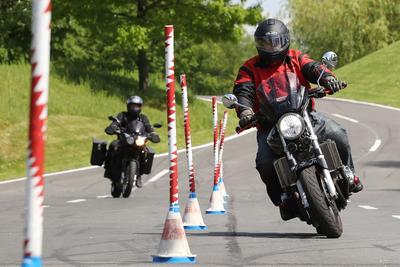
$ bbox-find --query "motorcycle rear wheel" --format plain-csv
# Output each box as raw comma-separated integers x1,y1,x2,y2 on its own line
299,166,343,238
122,161,137,198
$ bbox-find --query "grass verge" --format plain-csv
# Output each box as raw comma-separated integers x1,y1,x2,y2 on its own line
0,64,237,180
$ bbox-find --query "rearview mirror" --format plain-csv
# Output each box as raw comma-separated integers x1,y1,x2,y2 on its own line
108,115,116,121
153,123,162,128
222,94,238,109
322,51,338,70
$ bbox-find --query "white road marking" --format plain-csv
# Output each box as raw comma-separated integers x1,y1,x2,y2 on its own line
96,195,111,199
325,97,400,113
66,199,86,204
1,122,255,185
332,113,359,123
146,169,169,184
6,96,396,185
43,205,50,208
392,215,400,220
369,139,382,152
358,205,378,210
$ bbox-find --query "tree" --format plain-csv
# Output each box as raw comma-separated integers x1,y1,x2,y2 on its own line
0,0,31,62
52,0,262,91
287,0,400,65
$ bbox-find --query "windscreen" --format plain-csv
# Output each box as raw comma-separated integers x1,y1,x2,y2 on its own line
127,120,146,135
256,72,306,122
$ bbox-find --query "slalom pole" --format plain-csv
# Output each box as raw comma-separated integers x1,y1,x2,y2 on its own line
22,1,52,266
206,97,225,214
180,74,207,230
218,111,229,199
152,25,196,264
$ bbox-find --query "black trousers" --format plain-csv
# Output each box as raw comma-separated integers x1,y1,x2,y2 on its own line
255,111,355,206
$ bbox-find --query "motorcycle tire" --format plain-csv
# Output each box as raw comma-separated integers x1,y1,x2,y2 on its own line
111,182,122,198
299,166,343,238
122,161,137,198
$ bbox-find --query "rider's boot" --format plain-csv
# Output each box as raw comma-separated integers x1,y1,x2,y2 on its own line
279,192,297,221
136,175,143,188
343,166,363,193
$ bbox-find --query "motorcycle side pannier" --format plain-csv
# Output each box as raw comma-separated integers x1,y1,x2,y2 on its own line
140,147,155,175
90,139,108,166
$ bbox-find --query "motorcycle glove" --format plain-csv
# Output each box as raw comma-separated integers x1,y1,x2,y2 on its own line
149,132,160,143
239,109,255,128
321,75,343,94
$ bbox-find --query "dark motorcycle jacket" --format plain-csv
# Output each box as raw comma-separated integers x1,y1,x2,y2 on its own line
233,49,333,131
105,112,158,142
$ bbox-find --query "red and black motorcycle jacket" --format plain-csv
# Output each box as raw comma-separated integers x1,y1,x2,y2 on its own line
233,49,333,131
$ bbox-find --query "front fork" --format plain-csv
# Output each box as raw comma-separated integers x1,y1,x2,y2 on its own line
279,112,338,201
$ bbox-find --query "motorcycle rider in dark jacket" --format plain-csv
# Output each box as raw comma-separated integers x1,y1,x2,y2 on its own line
104,96,160,188
233,18,363,220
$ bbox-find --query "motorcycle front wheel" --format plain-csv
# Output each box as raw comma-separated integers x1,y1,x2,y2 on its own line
111,181,122,198
299,165,343,238
122,161,137,198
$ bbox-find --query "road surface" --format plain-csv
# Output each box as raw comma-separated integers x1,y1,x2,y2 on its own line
1,99,400,266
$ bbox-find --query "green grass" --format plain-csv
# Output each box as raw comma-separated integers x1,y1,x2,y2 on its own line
334,41,400,107
0,64,237,180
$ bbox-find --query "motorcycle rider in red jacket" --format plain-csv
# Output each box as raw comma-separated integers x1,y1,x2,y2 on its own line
233,18,363,220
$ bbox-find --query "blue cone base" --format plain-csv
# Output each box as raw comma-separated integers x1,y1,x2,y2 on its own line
152,255,196,263
188,192,197,199
206,210,225,214
22,256,42,267
184,225,208,230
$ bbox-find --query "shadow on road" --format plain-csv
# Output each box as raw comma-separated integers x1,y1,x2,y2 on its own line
187,232,323,239
367,160,400,168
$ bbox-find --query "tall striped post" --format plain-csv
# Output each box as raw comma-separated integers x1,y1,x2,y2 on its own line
206,96,225,214
22,1,52,267
180,74,207,230
218,111,229,199
153,26,196,264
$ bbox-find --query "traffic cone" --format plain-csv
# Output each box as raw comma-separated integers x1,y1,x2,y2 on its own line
183,192,208,230
219,165,229,200
206,185,226,214
219,178,229,200
152,205,196,263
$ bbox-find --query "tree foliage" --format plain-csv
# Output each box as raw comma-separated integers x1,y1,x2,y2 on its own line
51,0,262,91
288,0,400,65
0,0,262,94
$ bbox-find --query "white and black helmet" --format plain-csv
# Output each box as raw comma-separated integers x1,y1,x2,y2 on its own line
126,96,143,117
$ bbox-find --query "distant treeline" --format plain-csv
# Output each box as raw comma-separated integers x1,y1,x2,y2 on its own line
1,0,398,94
288,0,400,65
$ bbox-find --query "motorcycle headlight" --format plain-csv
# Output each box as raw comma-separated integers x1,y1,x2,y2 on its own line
135,136,146,147
277,113,305,140
126,136,135,145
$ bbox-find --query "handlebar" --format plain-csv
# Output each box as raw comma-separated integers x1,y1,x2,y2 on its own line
308,81,347,98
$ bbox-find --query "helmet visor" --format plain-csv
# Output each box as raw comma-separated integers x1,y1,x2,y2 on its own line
255,32,289,53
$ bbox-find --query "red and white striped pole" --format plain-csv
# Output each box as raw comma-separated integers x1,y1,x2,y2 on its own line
218,111,229,198
206,96,225,214
181,75,195,194
22,1,52,266
153,26,196,264
180,74,207,230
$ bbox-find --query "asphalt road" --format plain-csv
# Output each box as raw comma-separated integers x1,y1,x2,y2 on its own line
1,98,400,266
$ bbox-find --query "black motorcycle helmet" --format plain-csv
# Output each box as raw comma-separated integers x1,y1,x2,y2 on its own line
126,95,143,117
254,18,290,65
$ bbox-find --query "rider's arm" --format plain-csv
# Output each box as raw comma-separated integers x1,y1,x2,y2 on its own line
140,114,154,133
140,114,160,143
104,112,125,135
298,52,334,84
232,63,256,116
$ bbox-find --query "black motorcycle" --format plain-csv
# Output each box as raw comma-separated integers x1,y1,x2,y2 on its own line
91,116,161,198
223,52,352,238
